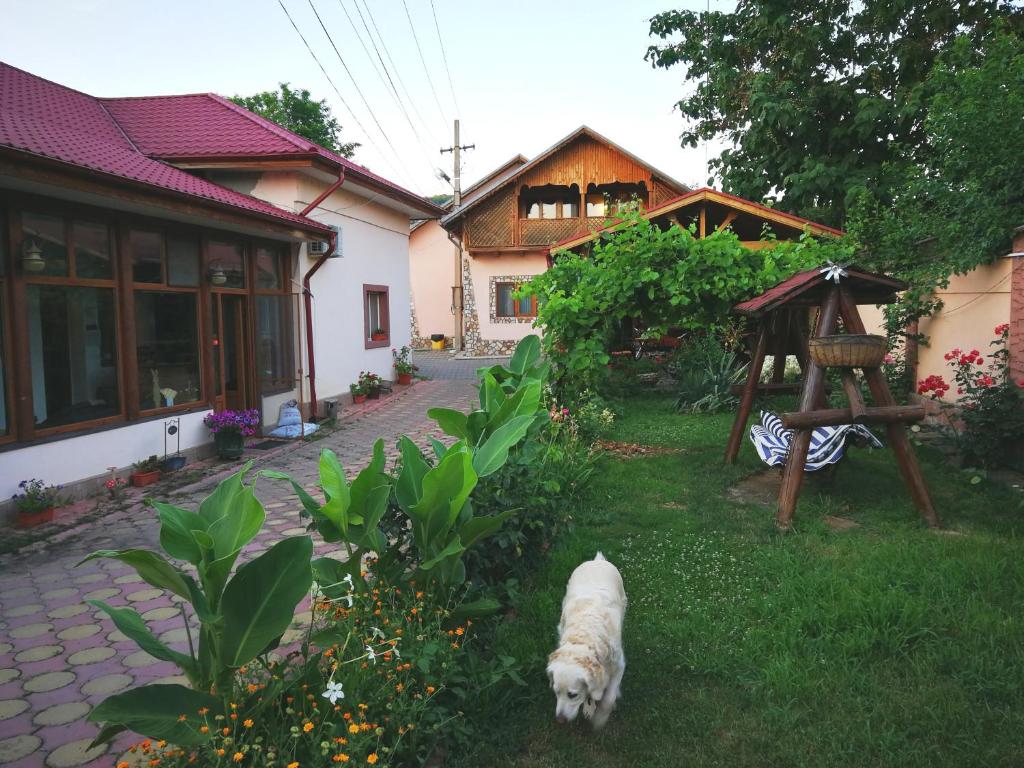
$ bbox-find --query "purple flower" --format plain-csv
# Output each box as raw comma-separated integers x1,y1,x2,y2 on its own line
203,409,261,436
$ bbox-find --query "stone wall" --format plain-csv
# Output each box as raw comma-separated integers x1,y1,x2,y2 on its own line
1011,231,1024,381
461,256,519,356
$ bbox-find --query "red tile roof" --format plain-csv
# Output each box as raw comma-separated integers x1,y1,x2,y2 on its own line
0,62,330,233
733,267,905,316
102,93,441,215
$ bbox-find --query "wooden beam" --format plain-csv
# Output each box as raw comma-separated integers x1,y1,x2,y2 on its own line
839,369,866,421
738,240,780,250
724,324,769,463
699,205,706,238
716,210,738,232
780,404,925,430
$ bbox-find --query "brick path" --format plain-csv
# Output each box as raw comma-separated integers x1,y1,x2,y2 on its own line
412,349,507,381
0,380,475,768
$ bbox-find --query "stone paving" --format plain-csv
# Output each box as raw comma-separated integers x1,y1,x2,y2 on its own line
0,379,475,768
412,349,507,381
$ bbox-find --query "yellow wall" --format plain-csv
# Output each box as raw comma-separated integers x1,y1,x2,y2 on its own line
409,221,458,342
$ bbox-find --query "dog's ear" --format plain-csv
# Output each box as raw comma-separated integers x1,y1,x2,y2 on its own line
583,659,607,701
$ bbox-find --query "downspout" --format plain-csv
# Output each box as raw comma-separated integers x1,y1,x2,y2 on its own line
446,229,464,352
301,169,345,420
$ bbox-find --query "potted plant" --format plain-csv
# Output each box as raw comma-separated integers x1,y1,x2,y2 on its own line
12,479,67,529
370,327,387,342
131,455,163,487
392,345,417,385
105,476,128,500
358,371,383,400
350,381,367,405
204,408,260,460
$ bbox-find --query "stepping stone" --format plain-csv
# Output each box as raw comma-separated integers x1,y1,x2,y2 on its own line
56,624,101,641
10,622,52,639
41,588,78,600
0,699,29,721
113,574,142,585
81,673,132,697
123,650,159,668
0,734,41,762
6,604,44,618
125,589,162,603
67,647,116,666
0,643,11,655
73,574,107,585
48,605,88,620
34,701,91,726
44,737,107,767
14,645,62,663
23,671,76,693
0,670,20,685
141,607,179,621
82,588,119,601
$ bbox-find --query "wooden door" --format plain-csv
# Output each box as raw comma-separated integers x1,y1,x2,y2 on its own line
211,293,251,412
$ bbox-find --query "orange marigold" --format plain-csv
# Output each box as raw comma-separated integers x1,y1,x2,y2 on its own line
302,721,315,733
367,754,379,765
243,719,254,728
232,752,244,763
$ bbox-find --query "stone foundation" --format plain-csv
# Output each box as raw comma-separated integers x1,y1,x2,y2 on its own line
460,256,528,356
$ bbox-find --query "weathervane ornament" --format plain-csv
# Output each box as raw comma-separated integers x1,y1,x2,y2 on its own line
819,261,849,284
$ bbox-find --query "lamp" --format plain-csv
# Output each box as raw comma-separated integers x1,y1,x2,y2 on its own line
209,265,227,286
22,239,46,272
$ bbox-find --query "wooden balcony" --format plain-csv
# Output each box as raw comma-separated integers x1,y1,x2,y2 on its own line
519,217,588,247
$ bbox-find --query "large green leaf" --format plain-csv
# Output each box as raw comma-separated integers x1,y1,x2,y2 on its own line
152,501,209,565
317,449,353,535
395,436,430,509
259,470,322,518
419,536,465,570
410,448,477,545
350,439,386,512
198,465,251,525
220,536,313,668
207,485,265,562
472,414,536,477
486,379,542,432
312,556,360,598
427,407,469,439
77,549,190,600
458,509,514,549
88,601,196,677
88,684,221,745
508,334,541,374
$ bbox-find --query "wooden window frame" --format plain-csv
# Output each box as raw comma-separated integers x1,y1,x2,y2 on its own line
521,185,580,221
494,282,537,319
254,245,296,396
363,284,390,349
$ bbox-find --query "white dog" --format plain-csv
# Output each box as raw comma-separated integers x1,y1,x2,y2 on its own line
547,552,626,729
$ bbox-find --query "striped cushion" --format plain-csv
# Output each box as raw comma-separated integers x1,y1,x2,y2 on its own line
749,411,882,472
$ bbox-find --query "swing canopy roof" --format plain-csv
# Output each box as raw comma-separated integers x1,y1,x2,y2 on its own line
733,266,906,318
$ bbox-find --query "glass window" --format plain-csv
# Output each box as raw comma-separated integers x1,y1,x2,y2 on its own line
562,200,579,218
27,285,119,429
526,202,541,219
364,286,389,347
256,247,284,290
541,202,558,219
367,293,385,334
73,220,112,280
496,283,516,317
0,293,7,436
256,295,293,393
167,237,200,287
209,241,245,288
21,212,67,277
130,230,163,283
134,292,201,410
586,193,606,217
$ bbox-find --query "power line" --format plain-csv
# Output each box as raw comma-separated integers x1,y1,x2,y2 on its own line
304,0,425,193
400,0,449,127
335,0,440,173
429,0,461,118
274,0,410,187
356,0,443,145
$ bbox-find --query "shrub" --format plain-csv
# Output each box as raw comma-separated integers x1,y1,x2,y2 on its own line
672,334,748,413
12,478,66,514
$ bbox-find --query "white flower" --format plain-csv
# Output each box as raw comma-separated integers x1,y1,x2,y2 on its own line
322,680,345,705
365,645,377,664
341,594,353,608
342,573,354,591
370,626,386,640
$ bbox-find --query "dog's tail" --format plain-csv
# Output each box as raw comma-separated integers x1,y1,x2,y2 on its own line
594,551,606,562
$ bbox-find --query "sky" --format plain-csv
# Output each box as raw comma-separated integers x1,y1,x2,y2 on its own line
1,0,731,198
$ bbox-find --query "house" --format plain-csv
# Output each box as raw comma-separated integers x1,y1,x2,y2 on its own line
410,127,690,356
0,62,442,503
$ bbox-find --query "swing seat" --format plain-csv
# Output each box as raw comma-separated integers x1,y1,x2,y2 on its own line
750,411,882,472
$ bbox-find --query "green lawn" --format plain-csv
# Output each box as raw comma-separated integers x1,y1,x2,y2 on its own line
460,393,1024,768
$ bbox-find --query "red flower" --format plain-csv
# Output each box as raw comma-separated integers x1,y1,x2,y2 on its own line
995,323,1010,336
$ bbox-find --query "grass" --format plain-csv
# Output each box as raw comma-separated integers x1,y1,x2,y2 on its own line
458,393,1024,768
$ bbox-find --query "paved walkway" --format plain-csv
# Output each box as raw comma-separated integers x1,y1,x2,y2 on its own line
0,380,475,768
412,349,507,380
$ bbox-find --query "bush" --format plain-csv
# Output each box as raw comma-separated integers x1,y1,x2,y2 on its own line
672,334,748,413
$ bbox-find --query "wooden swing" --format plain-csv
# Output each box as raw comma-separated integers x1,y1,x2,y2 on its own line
724,266,940,529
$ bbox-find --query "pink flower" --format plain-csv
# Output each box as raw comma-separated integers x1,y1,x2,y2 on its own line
883,353,895,365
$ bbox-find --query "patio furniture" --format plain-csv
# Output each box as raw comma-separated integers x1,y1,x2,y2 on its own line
749,410,882,472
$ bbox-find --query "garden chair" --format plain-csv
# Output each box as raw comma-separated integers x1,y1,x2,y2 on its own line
749,410,882,472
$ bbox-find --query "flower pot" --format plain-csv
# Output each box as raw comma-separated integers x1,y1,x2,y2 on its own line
367,387,381,400
17,507,55,529
131,469,162,487
214,430,245,460
353,393,367,404
808,334,887,368
397,372,413,385
371,332,387,342
161,456,187,473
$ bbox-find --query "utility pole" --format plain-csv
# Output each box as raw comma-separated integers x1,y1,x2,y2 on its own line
441,119,474,352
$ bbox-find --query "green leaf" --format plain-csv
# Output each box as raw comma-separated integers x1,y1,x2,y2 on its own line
410,448,477,544
396,436,431,510
220,536,313,668
508,334,541,374
317,450,352,535
88,601,196,677
88,684,221,745
458,510,514,549
428,408,469,439
419,536,465,570
77,549,190,600
429,437,448,460
207,486,265,562
152,501,208,565
472,414,535,477
449,597,502,625
198,465,252,525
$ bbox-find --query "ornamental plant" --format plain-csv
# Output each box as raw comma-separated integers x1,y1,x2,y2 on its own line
358,371,383,392
203,409,261,436
12,479,66,515
917,324,1024,468
392,346,416,375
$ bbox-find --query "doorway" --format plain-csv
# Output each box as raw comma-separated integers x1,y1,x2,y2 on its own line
211,293,251,412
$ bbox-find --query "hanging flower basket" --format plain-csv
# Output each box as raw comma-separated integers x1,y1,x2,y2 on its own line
808,334,887,368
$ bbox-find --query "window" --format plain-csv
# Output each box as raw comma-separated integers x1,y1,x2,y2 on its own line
521,185,580,219
135,292,201,410
28,285,120,429
21,212,68,277
255,246,294,394
495,282,537,318
73,220,113,280
0,214,8,438
586,183,649,217
129,231,202,411
209,240,245,288
363,284,390,348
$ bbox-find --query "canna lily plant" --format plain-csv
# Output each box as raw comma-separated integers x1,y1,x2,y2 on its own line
77,465,313,747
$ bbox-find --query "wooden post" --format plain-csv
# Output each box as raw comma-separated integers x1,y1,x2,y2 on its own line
777,287,841,528
840,369,866,422
724,324,769,463
838,289,940,527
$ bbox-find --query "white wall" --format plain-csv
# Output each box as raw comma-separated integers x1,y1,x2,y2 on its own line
469,253,549,342
0,410,210,500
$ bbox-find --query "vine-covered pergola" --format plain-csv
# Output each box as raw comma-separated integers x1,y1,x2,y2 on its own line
725,266,940,529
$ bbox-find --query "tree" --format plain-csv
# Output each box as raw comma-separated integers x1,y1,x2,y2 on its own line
230,83,358,158
647,1,1023,226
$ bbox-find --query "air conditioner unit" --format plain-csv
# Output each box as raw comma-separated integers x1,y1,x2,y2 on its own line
308,225,342,258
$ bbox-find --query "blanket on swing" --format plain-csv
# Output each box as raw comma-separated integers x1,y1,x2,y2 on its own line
749,410,882,472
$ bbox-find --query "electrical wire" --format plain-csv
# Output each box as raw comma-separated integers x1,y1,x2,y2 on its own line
274,0,411,188
429,0,461,118
400,0,449,128
305,0,425,194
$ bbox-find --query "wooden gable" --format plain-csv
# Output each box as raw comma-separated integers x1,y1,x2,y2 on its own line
519,133,653,189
